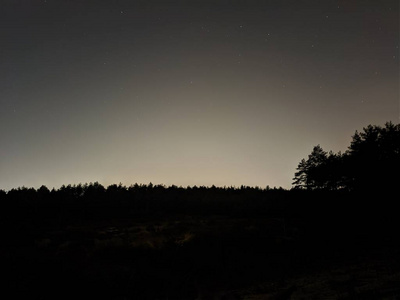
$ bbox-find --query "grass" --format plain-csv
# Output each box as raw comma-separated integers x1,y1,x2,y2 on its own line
2,214,400,299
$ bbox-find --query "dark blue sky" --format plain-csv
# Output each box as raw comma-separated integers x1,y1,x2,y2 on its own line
1,0,398,190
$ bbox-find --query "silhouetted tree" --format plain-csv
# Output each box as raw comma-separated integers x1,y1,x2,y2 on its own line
293,145,328,190
323,151,346,190
344,122,400,191
293,122,400,191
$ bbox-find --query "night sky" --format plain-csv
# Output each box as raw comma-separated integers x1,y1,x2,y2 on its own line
1,0,398,190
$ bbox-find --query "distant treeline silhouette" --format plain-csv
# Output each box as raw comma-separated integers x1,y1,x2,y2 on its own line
0,122,398,224
293,122,399,191
1,183,298,225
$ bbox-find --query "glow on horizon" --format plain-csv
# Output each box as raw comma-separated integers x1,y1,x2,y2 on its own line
0,1,398,191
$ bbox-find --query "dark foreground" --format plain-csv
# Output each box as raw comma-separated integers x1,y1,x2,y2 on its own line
1,189,400,299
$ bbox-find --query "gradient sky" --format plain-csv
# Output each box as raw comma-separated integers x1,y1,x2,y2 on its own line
1,0,399,190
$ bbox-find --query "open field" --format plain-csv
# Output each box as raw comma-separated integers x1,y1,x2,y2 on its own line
2,209,400,300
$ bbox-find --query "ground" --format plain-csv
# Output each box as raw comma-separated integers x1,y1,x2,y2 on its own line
3,214,400,299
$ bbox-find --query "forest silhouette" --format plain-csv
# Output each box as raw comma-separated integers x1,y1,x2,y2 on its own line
1,122,400,299
293,122,399,192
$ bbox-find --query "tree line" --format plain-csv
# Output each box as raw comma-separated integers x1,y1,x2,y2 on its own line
0,122,398,224
0,182,296,226
293,122,399,191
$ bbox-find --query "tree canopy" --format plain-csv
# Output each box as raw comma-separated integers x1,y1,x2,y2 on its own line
293,122,400,191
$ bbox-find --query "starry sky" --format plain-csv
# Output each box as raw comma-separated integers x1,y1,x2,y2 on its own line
1,0,398,190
